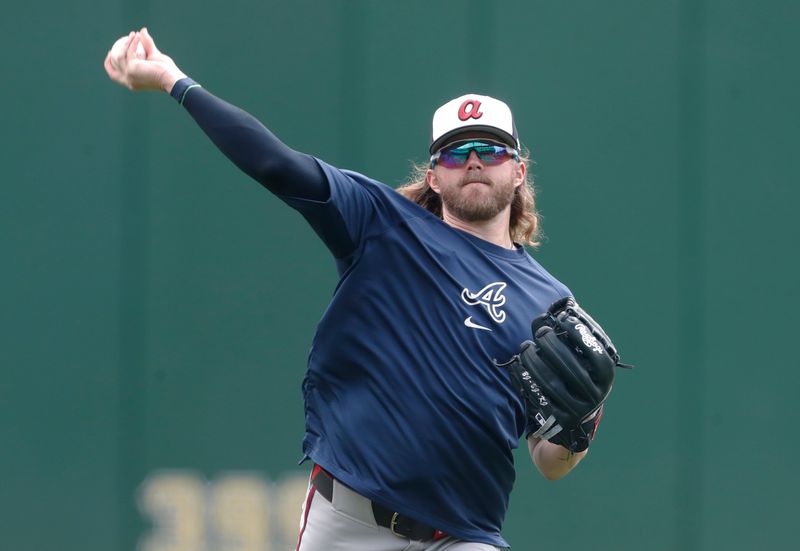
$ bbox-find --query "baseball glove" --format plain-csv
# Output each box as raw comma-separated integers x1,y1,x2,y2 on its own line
504,297,631,453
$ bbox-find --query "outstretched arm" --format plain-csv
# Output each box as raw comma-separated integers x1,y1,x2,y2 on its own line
103,28,327,200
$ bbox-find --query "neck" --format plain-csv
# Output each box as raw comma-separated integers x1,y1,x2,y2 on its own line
441,208,515,249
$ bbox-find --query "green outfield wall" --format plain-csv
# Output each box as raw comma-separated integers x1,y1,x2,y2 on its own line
2,1,798,549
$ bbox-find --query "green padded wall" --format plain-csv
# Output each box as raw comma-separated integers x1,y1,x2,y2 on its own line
2,1,797,549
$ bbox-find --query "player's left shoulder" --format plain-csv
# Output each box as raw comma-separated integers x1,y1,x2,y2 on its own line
516,250,573,302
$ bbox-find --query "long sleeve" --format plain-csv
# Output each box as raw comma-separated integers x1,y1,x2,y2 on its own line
172,78,329,201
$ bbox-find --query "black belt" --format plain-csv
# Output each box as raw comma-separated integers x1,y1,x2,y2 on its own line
311,467,441,541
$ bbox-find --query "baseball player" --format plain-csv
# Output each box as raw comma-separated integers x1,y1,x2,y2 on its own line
105,29,627,551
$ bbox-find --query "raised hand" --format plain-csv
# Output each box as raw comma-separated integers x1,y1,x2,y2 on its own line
103,27,187,93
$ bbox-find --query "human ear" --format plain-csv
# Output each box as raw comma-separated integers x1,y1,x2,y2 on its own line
426,169,442,194
513,161,526,188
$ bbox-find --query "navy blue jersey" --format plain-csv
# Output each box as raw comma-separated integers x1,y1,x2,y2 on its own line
280,159,571,547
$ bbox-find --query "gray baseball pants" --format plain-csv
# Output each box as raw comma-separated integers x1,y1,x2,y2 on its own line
295,470,504,551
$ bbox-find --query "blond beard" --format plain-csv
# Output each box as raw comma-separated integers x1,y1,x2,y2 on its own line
438,170,517,222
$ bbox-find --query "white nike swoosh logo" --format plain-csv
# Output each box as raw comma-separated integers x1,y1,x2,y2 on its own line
464,316,492,331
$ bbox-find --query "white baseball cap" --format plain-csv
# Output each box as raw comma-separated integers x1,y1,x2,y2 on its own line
429,93,520,154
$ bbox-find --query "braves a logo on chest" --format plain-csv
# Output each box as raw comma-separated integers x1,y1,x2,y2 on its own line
461,282,508,331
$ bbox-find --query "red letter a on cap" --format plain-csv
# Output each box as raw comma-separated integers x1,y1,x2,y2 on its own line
458,100,483,121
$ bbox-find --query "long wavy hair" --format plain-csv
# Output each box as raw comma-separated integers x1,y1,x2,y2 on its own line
395,151,542,247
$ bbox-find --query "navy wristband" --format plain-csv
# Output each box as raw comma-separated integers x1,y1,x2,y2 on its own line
170,78,202,105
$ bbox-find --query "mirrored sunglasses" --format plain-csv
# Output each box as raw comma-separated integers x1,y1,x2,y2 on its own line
430,140,519,168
